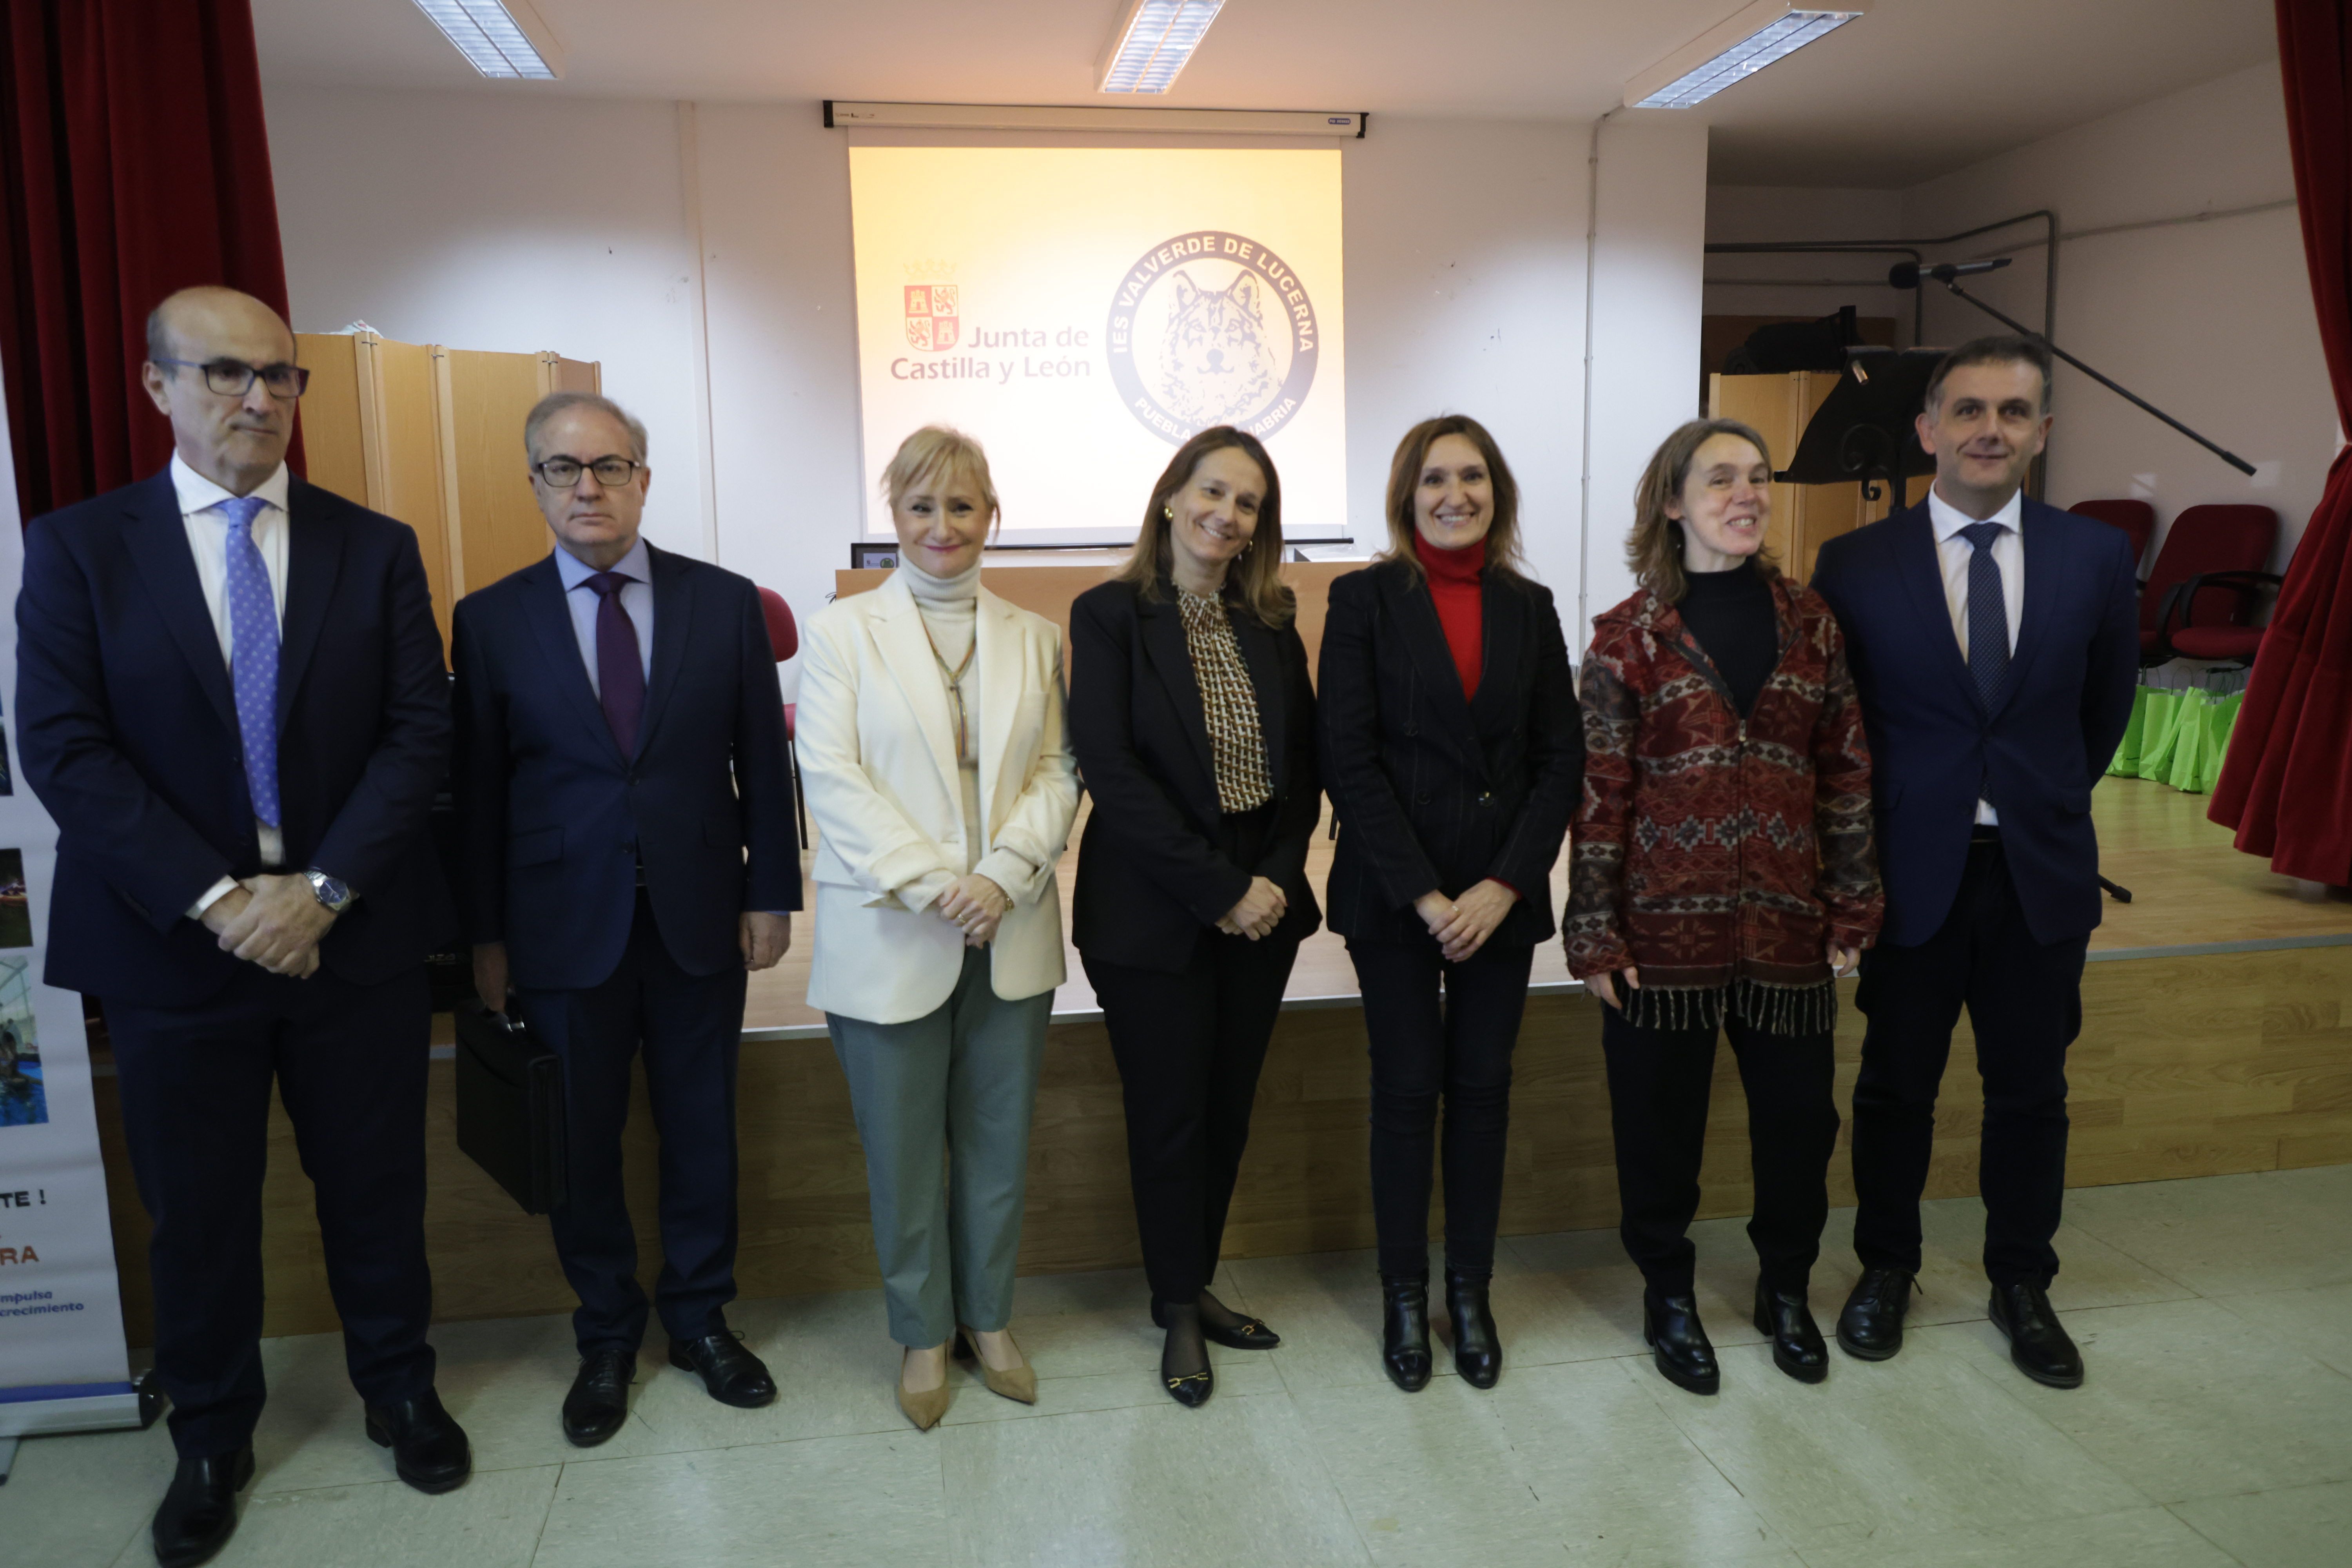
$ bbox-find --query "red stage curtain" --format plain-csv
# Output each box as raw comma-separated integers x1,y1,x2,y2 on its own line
0,0,298,524
2210,1,2352,885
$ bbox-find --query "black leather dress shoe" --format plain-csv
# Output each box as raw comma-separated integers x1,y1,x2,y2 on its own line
364,1390,472,1494
563,1350,636,1446
1151,1295,1281,1350
1752,1283,1829,1384
152,1445,254,1568
1836,1267,1914,1361
668,1330,778,1408
1381,1274,1434,1393
1989,1281,2085,1388
1642,1291,1720,1395
1445,1269,1502,1390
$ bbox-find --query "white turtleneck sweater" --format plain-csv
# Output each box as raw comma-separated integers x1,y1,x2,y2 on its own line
896,559,1034,911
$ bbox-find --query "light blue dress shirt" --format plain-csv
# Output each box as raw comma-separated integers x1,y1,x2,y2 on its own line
553,536,654,696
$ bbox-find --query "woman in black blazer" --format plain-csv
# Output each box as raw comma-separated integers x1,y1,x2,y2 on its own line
1320,414,1584,1393
1069,425,1322,1409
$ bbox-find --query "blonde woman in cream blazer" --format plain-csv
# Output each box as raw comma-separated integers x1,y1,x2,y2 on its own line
797,427,1079,1431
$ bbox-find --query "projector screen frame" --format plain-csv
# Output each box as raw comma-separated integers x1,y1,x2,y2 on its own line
824,101,1368,138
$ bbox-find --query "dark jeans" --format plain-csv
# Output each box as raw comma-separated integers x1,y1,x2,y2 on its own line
1348,937,1534,1279
108,964,437,1459
1087,931,1299,1303
515,890,750,1354
1852,836,2087,1288
1600,1005,1839,1298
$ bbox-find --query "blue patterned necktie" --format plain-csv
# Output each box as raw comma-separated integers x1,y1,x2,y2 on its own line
1959,519,2011,706
219,495,281,828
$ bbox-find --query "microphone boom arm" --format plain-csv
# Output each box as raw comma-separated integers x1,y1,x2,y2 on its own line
1934,279,2257,477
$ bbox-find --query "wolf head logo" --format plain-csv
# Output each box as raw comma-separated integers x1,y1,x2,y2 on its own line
1157,270,1280,429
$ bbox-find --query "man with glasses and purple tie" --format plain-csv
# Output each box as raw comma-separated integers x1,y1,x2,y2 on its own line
450,392,798,1448
1810,336,2138,1392
17,287,466,1566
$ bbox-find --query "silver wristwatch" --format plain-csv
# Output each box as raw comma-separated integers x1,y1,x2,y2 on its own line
303,869,356,914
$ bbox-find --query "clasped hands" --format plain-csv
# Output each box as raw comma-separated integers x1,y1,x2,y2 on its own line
200,874,335,978
1218,875,1287,940
1415,879,1519,963
1586,940,1862,1011
935,874,1009,947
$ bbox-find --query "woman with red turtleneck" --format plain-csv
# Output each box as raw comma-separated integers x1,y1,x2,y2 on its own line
1318,415,1584,1395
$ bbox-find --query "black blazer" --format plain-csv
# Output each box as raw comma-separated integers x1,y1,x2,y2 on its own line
1067,578,1322,972
451,545,800,993
1812,497,2137,947
1317,557,1583,947
16,470,454,1006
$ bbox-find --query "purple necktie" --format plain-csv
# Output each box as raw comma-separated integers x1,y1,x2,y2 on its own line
586,571,646,754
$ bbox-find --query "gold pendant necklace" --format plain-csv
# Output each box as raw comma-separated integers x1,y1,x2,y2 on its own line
919,617,976,764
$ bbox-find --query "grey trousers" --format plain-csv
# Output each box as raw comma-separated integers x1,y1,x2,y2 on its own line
827,947,1053,1347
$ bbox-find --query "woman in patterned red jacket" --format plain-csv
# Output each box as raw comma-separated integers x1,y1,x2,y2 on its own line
1567,418,1883,1397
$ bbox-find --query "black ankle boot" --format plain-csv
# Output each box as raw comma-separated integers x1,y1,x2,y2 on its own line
1380,1273,1433,1392
1642,1289,1720,1395
1752,1282,1829,1384
1445,1269,1501,1389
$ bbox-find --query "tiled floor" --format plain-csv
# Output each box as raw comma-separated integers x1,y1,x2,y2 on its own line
9,1166,2350,1568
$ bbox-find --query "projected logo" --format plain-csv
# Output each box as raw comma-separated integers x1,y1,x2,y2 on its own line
1107,230,1320,445
905,284,960,351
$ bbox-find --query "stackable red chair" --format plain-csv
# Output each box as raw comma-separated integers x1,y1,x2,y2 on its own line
756,586,808,844
2140,504,2279,666
2067,499,2156,573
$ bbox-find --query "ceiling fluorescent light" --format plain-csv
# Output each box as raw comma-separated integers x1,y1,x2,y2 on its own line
1624,0,1867,109
412,0,565,80
1099,0,1226,95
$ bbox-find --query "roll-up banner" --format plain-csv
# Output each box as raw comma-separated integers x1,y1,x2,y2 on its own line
0,361,147,1477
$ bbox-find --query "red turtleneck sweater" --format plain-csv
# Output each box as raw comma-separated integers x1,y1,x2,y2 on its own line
1416,532,1485,699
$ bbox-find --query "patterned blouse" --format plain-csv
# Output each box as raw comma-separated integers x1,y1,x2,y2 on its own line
1176,590,1274,813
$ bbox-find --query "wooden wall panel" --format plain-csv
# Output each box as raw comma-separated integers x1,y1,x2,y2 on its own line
93,945,2352,1345
292,334,368,502
834,560,1356,683
444,350,552,596
372,338,457,652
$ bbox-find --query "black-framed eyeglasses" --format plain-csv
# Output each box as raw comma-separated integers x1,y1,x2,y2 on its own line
533,456,643,489
152,357,309,398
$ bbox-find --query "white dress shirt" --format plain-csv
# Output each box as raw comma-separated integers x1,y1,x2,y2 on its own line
174,454,291,916
1927,483,2025,826
552,536,655,694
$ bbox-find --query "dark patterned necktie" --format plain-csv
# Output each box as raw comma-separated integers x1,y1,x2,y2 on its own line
1958,521,2011,704
586,571,646,753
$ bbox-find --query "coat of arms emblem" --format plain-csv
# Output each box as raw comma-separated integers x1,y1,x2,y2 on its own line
904,284,960,351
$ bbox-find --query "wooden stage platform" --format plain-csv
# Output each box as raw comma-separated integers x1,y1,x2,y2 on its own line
92,775,2352,1342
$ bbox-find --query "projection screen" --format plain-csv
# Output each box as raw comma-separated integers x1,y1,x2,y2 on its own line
849,146,1347,540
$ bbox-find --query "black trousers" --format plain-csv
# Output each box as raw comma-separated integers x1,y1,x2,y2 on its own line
516,891,749,1355
1600,1006,1838,1298
1852,836,2087,1288
1349,937,1534,1279
1086,930,1299,1304
107,964,437,1459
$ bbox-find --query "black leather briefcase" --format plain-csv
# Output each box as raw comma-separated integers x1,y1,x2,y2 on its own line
453,1000,568,1215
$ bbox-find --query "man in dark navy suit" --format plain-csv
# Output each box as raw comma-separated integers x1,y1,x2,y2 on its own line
16,287,469,1566
452,393,798,1447
1811,336,2138,1389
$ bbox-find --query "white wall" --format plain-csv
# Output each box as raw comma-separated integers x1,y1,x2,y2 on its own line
262,86,1715,664
264,86,711,559
1702,185,1911,332
1902,62,2329,569
1581,113,1711,645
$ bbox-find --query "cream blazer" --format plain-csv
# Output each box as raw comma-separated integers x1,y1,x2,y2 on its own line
799,573,1080,1024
